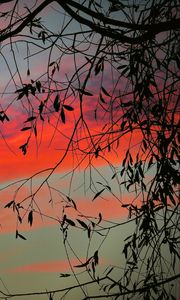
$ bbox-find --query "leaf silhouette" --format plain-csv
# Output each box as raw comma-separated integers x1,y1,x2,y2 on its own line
66,218,76,226
24,116,36,123
53,94,60,112
16,230,27,240
77,219,88,229
28,210,33,226
4,200,14,208
74,257,92,268
93,189,105,201
21,127,31,131
97,213,102,224
63,105,74,111
61,108,65,123
78,89,93,96
36,81,41,92
18,233,27,240
59,273,71,277
101,86,110,97
94,250,99,265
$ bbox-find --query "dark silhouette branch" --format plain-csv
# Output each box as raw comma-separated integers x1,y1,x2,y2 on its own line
84,273,180,299
66,0,180,32
0,0,53,43
0,0,180,44
0,277,106,298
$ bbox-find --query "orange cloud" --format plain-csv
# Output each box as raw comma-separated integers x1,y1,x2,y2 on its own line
8,259,74,273
8,257,105,273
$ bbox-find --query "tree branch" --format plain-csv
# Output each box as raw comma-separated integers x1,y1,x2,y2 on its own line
84,273,180,299
0,277,106,298
57,0,180,44
0,0,179,45
67,0,180,32
0,0,53,43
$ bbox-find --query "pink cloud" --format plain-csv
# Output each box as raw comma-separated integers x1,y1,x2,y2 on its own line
8,257,105,273
8,260,73,273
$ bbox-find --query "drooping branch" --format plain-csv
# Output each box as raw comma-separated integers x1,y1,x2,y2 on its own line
84,273,180,299
0,0,53,43
0,0,14,3
0,0,180,45
1,273,180,299
0,277,106,299
57,1,180,44
66,0,180,32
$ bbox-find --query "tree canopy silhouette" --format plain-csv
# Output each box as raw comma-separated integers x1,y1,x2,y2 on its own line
0,0,180,299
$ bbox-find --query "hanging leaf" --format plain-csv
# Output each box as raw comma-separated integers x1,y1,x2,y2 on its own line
94,250,99,265
16,230,27,240
34,125,37,137
19,143,28,155
4,200,14,208
66,218,76,226
78,89,93,96
53,94,60,112
77,219,88,230
138,164,144,178
97,213,102,225
106,267,114,276
148,156,153,169
121,204,130,208
17,92,25,100
61,108,65,123
100,93,106,103
105,185,111,192
62,214,67,227
66,196,77,210
36,81,41,93
94,63,101,76
92,188,105,201
21,126,31,131
92,260,95,277
66,196,72,202
63,105,74,111
101,86,110,97
18,215,22,223
87,226,91,239
120,120,127,130
24,116,36,123
95,146,102,158
28,210,33,226
111,173,116,179
74,257,92,268
49,61,55,67
39,101,44,114
59,273,71,277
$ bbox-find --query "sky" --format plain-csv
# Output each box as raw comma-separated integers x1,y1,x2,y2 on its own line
0,1,134,299
0,1,179,299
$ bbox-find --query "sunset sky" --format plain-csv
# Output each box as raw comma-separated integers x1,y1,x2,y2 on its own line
1,1,179,299
0,1,133,298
